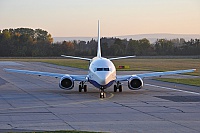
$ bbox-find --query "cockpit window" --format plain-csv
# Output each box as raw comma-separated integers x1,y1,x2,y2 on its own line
104,68,109,71
97,68,103,71
96,68,110,71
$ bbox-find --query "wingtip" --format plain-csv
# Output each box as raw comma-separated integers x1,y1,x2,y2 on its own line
188,69,196,73
3,68,9,71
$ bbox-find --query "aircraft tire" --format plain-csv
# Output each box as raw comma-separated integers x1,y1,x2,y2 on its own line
84,85,87,92
79,85,82,92
114,85,117,92
119,85,123,92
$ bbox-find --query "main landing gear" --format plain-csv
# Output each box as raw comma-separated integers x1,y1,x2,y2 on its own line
79,81,87,92
114,81,123,92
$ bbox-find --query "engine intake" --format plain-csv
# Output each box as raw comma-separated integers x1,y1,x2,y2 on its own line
59,76,74,90
128,76,143,90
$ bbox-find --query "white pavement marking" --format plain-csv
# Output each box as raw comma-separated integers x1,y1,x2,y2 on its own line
145,83,200,95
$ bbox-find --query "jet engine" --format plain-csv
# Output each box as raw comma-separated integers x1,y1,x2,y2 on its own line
128,76,143,90
59,76,74,90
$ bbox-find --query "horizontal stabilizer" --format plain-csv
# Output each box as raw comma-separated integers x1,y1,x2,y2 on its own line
61,55,91,61
109,56,136,60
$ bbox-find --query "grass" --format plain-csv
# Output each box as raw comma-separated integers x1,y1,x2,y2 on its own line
1,58,199,73
113,58,200,76
156,78,200,87
1,58,199,75
0,58,89,70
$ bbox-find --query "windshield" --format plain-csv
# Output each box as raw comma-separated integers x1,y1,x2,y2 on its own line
96,68,110,71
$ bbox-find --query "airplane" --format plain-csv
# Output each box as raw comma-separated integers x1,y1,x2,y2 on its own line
4,21,196,98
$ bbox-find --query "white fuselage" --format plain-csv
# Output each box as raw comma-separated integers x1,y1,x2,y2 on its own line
88,57,116,89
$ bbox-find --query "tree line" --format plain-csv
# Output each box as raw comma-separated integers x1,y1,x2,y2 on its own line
0,28,200,57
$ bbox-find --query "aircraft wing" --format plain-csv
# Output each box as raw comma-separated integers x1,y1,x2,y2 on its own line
70,75,88,81
116,69,196,81
4,68,88,81
116,75,132,81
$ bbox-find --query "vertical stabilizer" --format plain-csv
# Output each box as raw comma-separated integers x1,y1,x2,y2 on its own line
97,20,101,58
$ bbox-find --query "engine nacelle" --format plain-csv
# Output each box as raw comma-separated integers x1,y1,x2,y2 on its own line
59,76,74,90
128,76,143,90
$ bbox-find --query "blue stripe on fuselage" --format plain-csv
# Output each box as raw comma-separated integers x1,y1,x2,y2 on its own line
89,79,115,89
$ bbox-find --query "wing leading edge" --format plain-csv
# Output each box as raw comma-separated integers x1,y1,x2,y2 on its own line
4,68,88,81
116,69,196,81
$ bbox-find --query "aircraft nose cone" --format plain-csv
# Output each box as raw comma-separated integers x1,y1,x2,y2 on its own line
97,73,110,85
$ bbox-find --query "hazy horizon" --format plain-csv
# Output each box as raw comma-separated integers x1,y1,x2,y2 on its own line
53,33,200,38
1,0,200,37
53,33,200,43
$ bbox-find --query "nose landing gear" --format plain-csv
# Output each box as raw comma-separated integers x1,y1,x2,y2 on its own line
100,87,106,98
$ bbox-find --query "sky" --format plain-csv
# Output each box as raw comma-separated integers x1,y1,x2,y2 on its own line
0,0,200,37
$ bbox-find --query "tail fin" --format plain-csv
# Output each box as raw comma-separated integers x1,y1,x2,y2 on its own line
97,20,101,58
